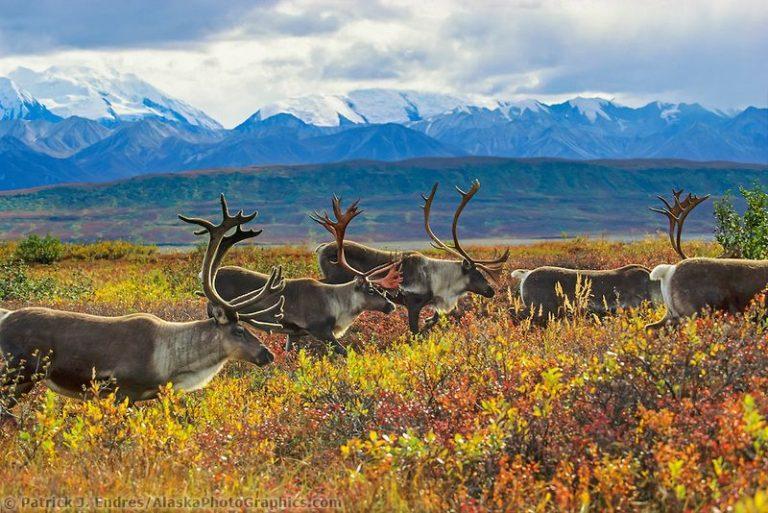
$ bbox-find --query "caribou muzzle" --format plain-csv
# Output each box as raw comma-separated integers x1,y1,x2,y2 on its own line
255,346,275,366
479,285,495,298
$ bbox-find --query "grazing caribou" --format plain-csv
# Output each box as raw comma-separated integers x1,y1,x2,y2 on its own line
213,196,402,356
511,265,662,323
318,180,508,334
645,189,768,331
0,195,284,421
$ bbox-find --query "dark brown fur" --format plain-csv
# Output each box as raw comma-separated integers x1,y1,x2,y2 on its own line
512,265,662,323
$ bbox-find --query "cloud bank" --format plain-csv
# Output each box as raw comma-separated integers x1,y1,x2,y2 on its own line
0,0,764,127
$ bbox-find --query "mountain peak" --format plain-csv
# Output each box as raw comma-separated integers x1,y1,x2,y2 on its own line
566,97,614,122
0,77,60,121
8,66,221,129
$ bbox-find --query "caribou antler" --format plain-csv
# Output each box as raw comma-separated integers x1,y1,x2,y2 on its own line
179,194,285,328
650,188,710,259
311,196,403,289
422,180,509,274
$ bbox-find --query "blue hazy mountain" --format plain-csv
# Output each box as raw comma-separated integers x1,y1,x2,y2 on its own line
0,69,765,191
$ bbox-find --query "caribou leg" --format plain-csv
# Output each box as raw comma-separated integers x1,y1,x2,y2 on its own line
0,381,34,425
317,328,348,357
403,294,431,334
285,333,306,352
407,306,422,334
421,312,441,333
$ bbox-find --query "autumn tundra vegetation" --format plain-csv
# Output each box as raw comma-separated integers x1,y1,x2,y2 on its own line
0,182,768,512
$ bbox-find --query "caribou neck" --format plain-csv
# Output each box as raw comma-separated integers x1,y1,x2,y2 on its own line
330,281,367,317
423,257,466,293
152,319,230,385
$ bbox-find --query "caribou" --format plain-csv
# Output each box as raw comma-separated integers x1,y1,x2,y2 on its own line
511,265,662,323
213,196,402,356
318,180,508,334
510,189,710,324
0,195,284,421
645,189,768,331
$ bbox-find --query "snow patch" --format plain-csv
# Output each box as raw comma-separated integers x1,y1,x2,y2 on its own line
259,95,365,126
658,102,680,122
568,97,612,122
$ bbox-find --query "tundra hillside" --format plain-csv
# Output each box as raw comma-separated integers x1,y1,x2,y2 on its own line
2,237,768,512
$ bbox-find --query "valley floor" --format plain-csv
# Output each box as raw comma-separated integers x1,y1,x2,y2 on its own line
1,237,767,512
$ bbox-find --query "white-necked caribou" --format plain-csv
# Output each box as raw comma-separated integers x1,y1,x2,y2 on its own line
646,189,768,331
0,195,285,421
318,180,508,334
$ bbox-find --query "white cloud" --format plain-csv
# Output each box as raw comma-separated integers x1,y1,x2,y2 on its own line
0,0,764,127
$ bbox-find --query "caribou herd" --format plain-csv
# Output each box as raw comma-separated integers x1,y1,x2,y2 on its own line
2,181,767,420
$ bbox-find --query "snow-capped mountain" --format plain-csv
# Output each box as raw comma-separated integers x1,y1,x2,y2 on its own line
247,89,484,127
8,66,221,129
407,97,760,161
0,77,60,121
0,72,764,191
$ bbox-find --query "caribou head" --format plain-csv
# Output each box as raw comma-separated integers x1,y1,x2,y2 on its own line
422,180,509,298
180,194,286,366
311,196,402,314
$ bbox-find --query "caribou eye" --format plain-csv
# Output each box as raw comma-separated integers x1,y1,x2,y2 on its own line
462,260,473,271
234,325,245,335
367,287,376,295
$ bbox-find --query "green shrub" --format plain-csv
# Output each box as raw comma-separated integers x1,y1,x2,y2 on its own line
0,260,91,301
14,234,65,264
714,182,768,259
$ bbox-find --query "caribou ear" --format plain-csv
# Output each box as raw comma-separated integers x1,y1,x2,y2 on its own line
210,304,233,325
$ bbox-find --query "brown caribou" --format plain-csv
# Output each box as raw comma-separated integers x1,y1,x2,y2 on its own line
645,189,768,331
511,265,662,323
0,195,284,422
317,180,508,334
510,189,711,324
213,196,402,356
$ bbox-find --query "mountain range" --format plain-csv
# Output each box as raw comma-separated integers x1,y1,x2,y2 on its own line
0,66,765,191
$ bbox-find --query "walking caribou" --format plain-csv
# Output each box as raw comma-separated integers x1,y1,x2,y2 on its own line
0,195,285,421
317,180,508,334
645,189,768,331
510,189,709,324
510,265,662,323
213,196,402,356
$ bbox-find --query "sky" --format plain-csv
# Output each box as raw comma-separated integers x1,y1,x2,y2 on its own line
0,0,765,127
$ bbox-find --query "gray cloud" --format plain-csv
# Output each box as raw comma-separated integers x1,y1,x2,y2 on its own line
0,1,265,52
432,1,768,108
0,0,357,53
0,0,764,127
320,44,431,80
